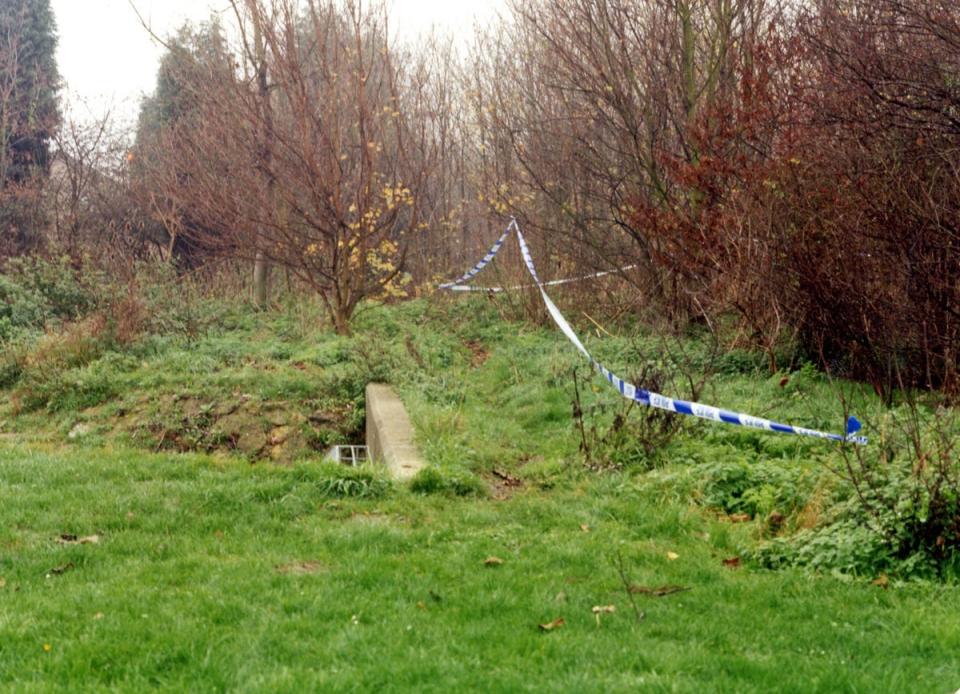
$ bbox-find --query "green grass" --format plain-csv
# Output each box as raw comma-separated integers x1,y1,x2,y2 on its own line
1,295,959,690
1,444,958,692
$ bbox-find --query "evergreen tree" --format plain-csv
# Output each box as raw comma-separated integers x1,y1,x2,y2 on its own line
0,0,61,256
132,20,231,268
135,21,229,147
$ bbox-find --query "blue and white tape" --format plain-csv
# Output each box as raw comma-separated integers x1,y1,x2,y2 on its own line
441,218,868,445
438,229,511,290
448,264,638,293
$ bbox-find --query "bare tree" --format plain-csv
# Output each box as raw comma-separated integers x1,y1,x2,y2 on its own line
48,107,112,255
138,0,438,333
466,0,779,318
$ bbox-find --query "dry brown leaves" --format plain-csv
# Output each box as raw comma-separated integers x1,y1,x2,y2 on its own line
56,534,100,545
538,617,565,632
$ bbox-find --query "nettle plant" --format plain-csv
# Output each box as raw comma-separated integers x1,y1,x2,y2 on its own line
837,403,960,578
760,401,960,579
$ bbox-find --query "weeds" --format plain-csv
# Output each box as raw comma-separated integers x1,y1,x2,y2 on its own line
0,255,99,341
312,464,393,499
835,401,959,577
409,466,488,497
2,282,958,583
749,398,960,580
570,358,698,471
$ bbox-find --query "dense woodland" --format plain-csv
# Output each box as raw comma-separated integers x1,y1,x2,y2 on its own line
2,0,960,393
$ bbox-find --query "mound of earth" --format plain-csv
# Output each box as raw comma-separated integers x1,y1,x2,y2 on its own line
111,393,359,464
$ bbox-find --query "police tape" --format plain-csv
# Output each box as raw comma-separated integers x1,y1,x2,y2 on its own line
437,229,511,290
440,218,868,446
448,265,638,293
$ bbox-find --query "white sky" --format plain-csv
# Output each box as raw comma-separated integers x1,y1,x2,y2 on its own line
51,0,503,126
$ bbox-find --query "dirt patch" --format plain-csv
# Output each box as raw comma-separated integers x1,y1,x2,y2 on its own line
214,410,269,457
463,340,490,368
349,511,398,526
488,467,525,500
123,395,357,463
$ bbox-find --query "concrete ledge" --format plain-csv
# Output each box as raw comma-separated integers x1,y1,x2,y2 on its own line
365,384,425,482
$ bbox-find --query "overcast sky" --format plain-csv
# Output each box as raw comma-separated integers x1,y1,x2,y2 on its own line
51,0,503,126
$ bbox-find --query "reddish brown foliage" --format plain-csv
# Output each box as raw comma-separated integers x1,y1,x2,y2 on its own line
630,1,960,395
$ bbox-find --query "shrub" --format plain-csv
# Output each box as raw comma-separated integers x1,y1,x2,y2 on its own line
836,405,959,577
571,354,706,470
753,403,960,580
698,457,811,519
0,255,99,341
10,313,122,412
15,361,119,413
132,261,223,340
0,336,30,388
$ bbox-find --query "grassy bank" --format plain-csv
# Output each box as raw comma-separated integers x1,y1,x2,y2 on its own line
1,295,959,690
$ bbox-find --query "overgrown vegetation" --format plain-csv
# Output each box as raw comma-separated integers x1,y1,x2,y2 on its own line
1,259,957,581
1,264,959,688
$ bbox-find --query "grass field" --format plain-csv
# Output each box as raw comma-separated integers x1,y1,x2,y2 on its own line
2,445,959,692
2,296,959,691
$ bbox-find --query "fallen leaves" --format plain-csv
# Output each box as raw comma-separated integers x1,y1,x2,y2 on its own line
628,584,691,597
727,513,751,523
56,534,100,546
723,556,741,569
872,574,889,589
666,551,679,561
538,617,565,632
579,524,591,533
0,577,5,590
483,556,504,566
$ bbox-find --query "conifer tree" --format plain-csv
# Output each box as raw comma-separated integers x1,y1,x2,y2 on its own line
0,0,60,256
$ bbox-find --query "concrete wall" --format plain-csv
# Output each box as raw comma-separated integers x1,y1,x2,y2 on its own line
365,383,424,482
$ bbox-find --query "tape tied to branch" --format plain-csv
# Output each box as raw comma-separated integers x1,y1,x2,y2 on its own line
447,264,637,293
440,218,868,445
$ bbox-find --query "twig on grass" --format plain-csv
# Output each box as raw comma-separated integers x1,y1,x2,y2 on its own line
614,551,645,623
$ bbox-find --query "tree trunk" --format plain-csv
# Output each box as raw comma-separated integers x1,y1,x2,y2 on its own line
248,0,273,311
253,250,269,309
332,309,351,336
